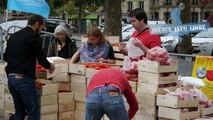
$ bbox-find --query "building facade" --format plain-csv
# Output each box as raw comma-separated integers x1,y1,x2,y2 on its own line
121,0,213,23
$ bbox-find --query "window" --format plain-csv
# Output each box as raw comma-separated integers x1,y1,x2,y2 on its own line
154,12,159,20
192,0,199,5
192,12,198,23
139,1,144,9
164,0,172,5
164,12,170,22
127,1,133,12
204,12,210,20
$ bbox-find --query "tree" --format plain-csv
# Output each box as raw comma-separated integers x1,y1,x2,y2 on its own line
104,0,122,41
199,0,213,21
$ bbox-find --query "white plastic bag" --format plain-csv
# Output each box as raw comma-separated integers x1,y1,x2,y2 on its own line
126,37,144,59
122,56,132,71
178,76,206,88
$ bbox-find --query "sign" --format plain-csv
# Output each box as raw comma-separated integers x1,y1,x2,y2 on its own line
150,22,209,35
7,0,50,18
192,56,213,100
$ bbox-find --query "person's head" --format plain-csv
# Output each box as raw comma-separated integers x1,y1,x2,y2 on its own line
54,25,70,42
128,8,148,31
27,14,45,34
87,27,106,46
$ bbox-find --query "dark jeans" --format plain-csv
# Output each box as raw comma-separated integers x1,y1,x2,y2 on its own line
7,74,40,120
86,86,128,120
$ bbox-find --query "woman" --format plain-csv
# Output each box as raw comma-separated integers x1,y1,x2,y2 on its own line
71,27,115,64
48,25,77,59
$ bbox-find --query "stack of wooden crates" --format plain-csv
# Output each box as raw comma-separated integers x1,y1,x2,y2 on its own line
0,63,6,120
135,60,178,120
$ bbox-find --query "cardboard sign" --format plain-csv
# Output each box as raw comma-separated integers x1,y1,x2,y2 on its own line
192,56,213,100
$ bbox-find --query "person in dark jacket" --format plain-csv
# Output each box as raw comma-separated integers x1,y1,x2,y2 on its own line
48,25,77,59
4,14,55,120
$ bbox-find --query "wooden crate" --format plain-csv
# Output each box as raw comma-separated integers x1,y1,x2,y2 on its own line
158,106,200,120
69,63,86,75
74,110,85,120
37,84,58,96
137,93,158,117
200,105,213,117
52,73,70,82
85,68,99,78
76,102,86,111
70,74,86,84
157,95,199,108
38,94,58,106
58,111,75,120
58,92,74,104
138,71,178,84
59,101,75,113
74,93,86,102
40,104,58,115
0,99,4,110
137,82,177,94
138,60,178,73
55,81,71,92
41,113,57,120
71,82,87,94
0,85,4,100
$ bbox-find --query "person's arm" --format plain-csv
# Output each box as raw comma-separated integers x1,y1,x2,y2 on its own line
70,50,80,63
123,82,138,119
34,36,55,73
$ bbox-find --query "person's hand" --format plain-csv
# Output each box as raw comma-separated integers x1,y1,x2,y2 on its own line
133,38,143,48
48,63,55,74
133,38,148,53
119,42,127,55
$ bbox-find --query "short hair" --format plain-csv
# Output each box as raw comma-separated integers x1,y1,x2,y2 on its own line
54,25,70,37
128,8,147,24
27,14,44,26
87,27,106,45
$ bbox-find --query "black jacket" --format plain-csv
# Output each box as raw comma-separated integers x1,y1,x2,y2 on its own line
4,26,51,78
48,37,77,59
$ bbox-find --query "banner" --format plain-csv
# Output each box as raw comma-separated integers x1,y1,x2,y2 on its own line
192,56,213,100
7,0,50,18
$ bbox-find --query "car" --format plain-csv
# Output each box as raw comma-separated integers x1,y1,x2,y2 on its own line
122,25,134,41
192,28,213,56
0,18,72,36
161,31,185,53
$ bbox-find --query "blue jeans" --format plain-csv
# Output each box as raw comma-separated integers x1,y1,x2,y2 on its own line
85,86,128,120
7,74,40,120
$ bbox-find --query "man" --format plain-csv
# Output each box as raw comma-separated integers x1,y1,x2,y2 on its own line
119,8,161,59
4,14,55,120
86,68,138,120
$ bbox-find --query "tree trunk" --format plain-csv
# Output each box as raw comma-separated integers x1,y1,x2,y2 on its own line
177,0,193,54
104,0,122,41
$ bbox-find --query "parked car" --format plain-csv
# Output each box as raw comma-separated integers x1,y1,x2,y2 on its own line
161,31,185,53
122,25,134,41
0,18,72,36
192,28,213,56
